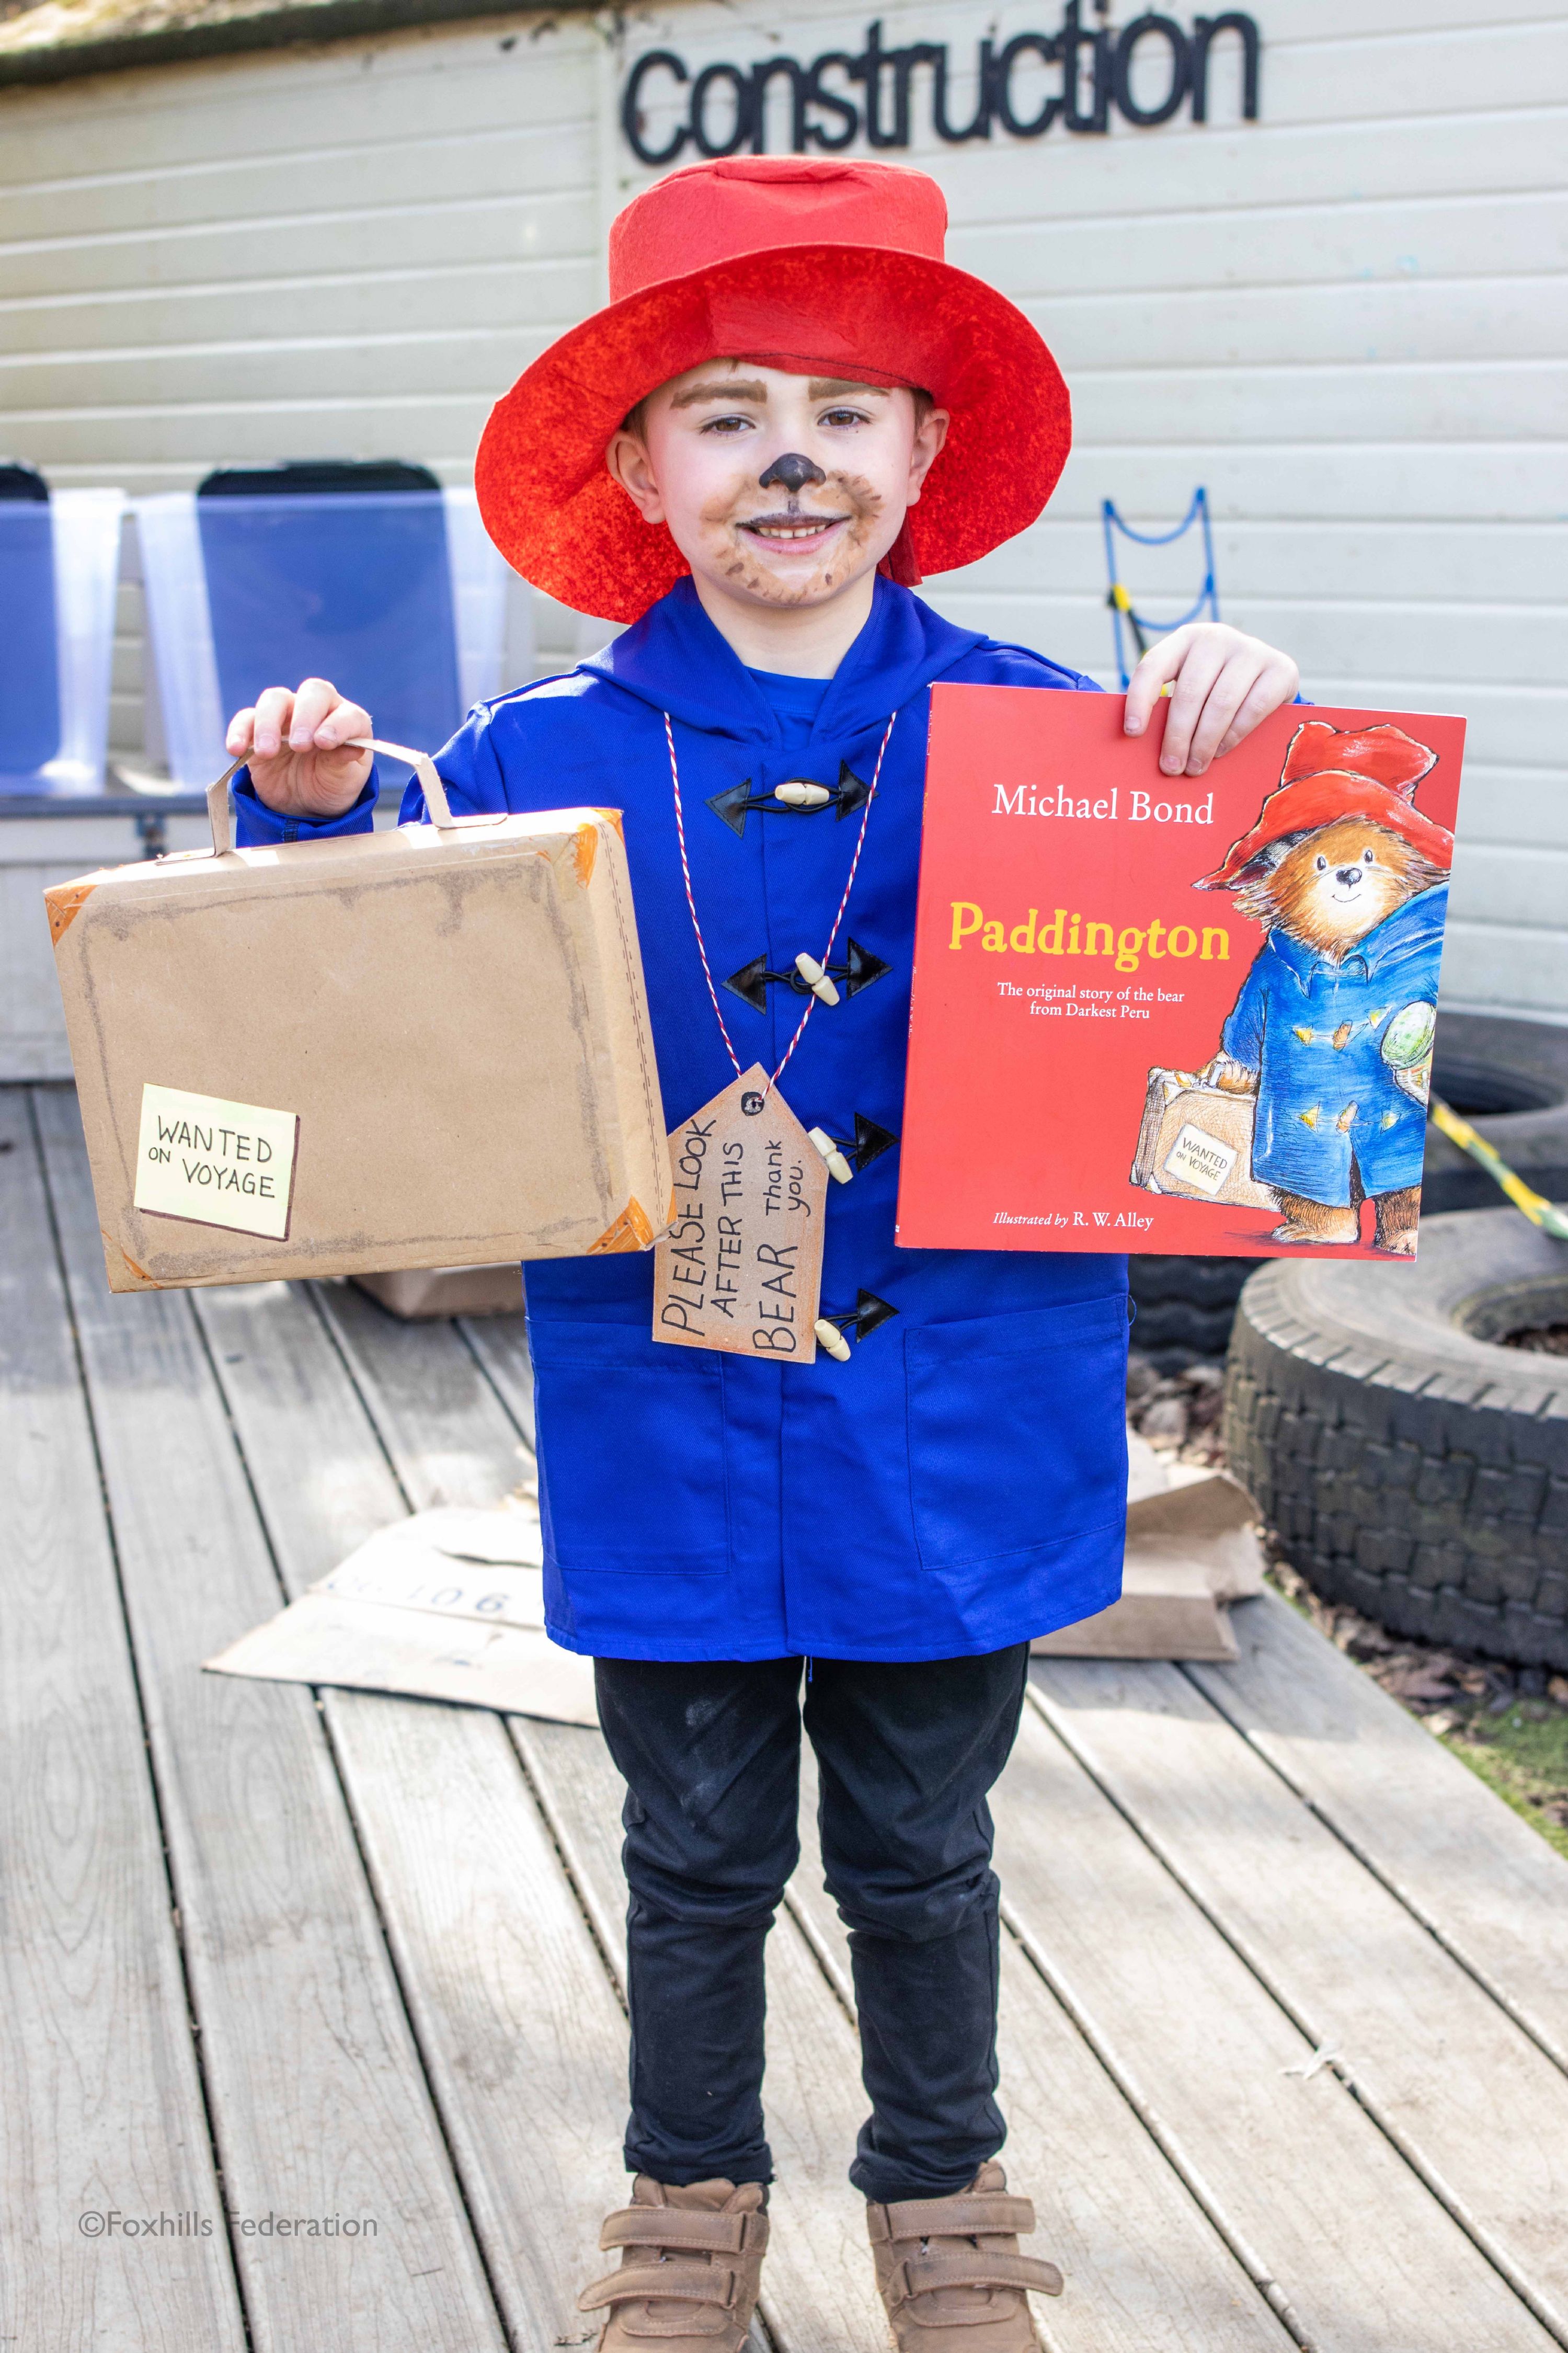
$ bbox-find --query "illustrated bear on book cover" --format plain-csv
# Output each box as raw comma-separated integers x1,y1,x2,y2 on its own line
898,695,1466,1263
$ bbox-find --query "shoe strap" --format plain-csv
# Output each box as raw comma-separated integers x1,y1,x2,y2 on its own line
578,2259,739,2314
601,2206,764,2255
871,2194,1036,2244
887,2249,1064,2306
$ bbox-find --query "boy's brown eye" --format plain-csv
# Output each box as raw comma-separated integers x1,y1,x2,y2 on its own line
821,408,866,428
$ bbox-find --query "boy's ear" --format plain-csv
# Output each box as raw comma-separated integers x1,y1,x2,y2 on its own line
605,426,666,526
906,406,950,508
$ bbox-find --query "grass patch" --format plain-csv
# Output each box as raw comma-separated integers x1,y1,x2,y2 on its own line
1440,1708,1568,1864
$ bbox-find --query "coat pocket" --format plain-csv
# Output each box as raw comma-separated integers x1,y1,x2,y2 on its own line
905,1296,1128,1572
528,1317,730,1575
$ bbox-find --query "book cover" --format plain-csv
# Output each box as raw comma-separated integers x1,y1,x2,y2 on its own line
897,690,1466,1260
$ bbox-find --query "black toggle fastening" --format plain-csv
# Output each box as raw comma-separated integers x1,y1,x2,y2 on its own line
828,1114,900,1173
707,761,873,839
821,1290,899,1344
723,936,892,1015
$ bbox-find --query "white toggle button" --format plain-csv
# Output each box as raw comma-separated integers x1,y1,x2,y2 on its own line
814,1318,852,1361
808,1126,854,1184
795,952,841,1006
775,781,832,809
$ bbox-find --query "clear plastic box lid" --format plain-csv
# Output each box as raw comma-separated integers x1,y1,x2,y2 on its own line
136,488,509,792
0,488,125,795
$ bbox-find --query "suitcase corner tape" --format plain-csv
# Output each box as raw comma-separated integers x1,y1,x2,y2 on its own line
133,1082,299,1240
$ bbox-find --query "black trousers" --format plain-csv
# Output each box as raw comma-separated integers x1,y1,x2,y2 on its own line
593,1643,1031,2207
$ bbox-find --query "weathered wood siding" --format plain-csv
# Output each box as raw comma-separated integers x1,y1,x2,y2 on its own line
1,0,1563,1016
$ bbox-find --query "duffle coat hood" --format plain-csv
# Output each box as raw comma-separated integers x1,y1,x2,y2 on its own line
236,576,1132,1662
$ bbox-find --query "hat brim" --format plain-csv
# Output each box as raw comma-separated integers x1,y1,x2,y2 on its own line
475,243,1071,622
1196,773,1456,890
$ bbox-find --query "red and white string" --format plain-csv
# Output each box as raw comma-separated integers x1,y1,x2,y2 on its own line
665,706,897,1104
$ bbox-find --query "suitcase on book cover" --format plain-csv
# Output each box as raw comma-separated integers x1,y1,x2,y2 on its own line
1130,1070,1279,1211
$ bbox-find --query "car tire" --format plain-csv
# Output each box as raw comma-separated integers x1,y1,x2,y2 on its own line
1129,1011,1568,1364
1222,1208,1568,1670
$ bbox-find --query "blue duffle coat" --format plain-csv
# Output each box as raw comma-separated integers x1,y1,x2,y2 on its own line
236,576,1132,1662
1221,885,1448,1203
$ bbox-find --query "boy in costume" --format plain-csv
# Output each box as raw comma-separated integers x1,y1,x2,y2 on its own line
228,157,1300,2351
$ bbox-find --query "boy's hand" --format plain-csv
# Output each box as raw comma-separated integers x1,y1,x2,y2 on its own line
225,677,373,820
1124,624,1299,779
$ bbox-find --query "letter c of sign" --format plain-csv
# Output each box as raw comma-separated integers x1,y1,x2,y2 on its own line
622,50,691,166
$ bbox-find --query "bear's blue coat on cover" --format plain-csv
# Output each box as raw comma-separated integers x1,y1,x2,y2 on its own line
1221,884,1447,1204
235,575,1132,1662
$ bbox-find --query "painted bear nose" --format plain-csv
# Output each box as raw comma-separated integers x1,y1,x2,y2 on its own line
1335,866,1361,886
758,451,827,493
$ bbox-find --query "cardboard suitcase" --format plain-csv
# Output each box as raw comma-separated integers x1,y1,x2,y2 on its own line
1130,1067,1279,1211
47,743,672,1293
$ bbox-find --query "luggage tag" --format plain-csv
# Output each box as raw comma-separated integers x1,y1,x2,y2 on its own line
653,705,897,1365
653,1065,828,1362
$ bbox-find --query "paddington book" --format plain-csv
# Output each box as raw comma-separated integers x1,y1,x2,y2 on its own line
896,689,1466,1261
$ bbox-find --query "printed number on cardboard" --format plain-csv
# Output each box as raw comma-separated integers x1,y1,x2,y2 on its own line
134,1082,300,1240
653,1065,827,1361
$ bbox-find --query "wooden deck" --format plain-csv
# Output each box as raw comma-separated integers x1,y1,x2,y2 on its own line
6,1078,1568,2353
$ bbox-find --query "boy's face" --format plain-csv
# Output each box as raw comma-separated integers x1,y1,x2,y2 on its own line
606,361,948,613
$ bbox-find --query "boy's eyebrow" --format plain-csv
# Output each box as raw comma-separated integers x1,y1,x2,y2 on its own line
669,378,769,408
808,379,891,399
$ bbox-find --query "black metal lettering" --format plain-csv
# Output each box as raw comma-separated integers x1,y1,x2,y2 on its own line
1060,0,1111,132
750,55,809,153
1190,12,1260,120
993,32,1060,136
621,50,690,167
1113,13,1190,124
931,37,994,140
852,20,909,149
691,61,754,157
805,51,860,149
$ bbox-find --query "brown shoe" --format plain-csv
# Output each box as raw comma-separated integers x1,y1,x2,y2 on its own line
578,2175,768,2349
866,2162,1063,2350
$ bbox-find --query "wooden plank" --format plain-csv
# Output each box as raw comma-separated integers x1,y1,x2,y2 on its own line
191,1268,639,2351
991,1685,1558,2352
1188,1590,1568,2074
460,1309,535,1455
313,1281,529,1511
31,1088,508,2353
785,1752,1295,2353
1029,1653,1568,2341
0,1090,245,2353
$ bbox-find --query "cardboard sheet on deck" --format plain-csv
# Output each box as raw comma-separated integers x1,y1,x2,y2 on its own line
1033,1444,1265,1663
48,798,671,1292
203,1503,598,1727
209,1441,1264,1721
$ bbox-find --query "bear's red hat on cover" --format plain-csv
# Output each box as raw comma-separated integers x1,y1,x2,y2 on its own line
1196,722,1453,889
475,156,1072,622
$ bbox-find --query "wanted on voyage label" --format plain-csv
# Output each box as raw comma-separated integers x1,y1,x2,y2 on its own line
133,1083,299,1239
652,1064,828,1361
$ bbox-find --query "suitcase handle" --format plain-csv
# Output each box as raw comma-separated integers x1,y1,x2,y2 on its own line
202,736,458,856
345,737,455,827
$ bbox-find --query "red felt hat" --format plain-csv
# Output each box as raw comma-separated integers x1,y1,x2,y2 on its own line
1196,722,1453,889
474,156,1072,621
